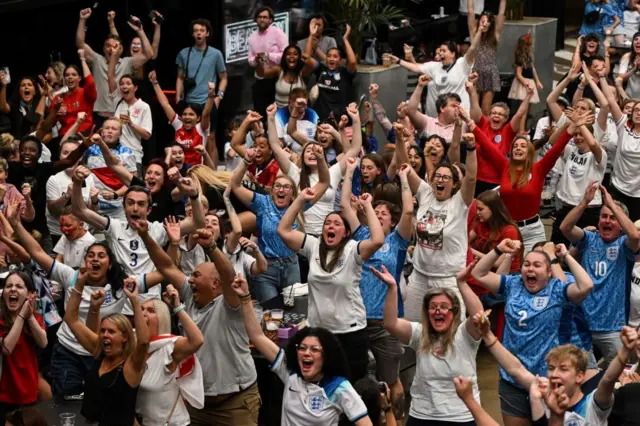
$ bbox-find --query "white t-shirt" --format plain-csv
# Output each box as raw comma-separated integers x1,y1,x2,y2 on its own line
179,238,208,277
224,142,243,172
595,118,618,173
288,162,344,236
408,322,481,421
113,98,153,163
104,217,169,276
419,57,473,118
556,144,607,206
53,232,97,269
223,244,256,278
300,236,367,334
45,170,95,236
630,262,640,327
459,0,484,14
413,181,469,277
612,115,640,197
269,348,368,425
557,390,612,426
51,261,144,356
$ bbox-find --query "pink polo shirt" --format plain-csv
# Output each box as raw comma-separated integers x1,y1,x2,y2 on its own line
414,114,466,144
247,25,289,69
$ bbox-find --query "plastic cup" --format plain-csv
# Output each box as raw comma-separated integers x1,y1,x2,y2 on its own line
271,309,284,320
382,54,390,68
60,413,76,426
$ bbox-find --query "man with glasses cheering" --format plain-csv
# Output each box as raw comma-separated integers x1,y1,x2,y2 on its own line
248,7,288,117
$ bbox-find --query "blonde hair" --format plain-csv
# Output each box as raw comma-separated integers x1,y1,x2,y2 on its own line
419,288,462,356
144,298,171,336
95,313,136,360
187,165,231,189
546,344,588,374
0,133,19,159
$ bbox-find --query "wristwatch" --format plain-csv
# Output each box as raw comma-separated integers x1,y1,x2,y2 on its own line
550,258,561,265
216,90,225,100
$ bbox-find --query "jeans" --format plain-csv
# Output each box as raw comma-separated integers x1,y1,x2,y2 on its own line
592,331,623,369
250,254,300,303
50,342,95,397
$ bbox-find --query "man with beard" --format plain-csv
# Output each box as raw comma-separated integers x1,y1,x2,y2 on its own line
560,183,640,367
135,219,260,426
175,18,227,164
76,8,154,123
71,160,205,276
248,6,288,117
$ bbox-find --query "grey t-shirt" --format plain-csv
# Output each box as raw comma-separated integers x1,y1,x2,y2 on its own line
179,278,257,395
297,36,337,59
89,54,134,114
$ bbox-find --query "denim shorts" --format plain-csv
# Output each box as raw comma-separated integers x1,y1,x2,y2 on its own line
499,378,531,419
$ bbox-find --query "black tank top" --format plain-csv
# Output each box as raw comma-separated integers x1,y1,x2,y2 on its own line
81,358,138,426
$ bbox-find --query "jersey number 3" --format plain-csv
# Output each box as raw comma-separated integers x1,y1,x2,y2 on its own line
130,253,138,267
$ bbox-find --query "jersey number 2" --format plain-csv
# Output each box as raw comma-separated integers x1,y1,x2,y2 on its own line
517,310,528,327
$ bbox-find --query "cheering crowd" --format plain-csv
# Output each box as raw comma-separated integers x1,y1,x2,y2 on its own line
0,0,639,425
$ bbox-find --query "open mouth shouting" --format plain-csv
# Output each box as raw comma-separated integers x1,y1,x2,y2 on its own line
435,183,446,194
524,273,538,289
6,294,19,310
324,230,338,246
103,339,112,354
300,358,315,375
429,152,439,164
145,177,157,190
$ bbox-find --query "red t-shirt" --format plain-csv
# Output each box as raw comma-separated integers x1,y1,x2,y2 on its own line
476,116,517,184
171,114,207,166
473,126,572,221
51,75,97,135
248,158,280,190
0,315,44,404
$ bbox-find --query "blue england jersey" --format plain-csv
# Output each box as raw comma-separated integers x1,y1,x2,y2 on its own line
576,231,636,332
498,274,572,385
558,274,592,351
353,226,409,319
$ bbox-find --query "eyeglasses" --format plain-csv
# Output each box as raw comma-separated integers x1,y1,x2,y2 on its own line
428,304,452,313
433,173,453,182
296,344,323,354
273,183,293,191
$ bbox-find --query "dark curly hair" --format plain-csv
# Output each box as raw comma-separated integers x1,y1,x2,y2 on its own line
285,327,350,379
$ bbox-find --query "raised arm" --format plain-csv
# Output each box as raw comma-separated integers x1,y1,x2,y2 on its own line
460,133,477,206
510,84,534,132
594,328,638,407
163,284,204,367
471,239,521,294
396,166,414,240
374,265,412,345
495,0,507,40
357,194,385,260
96,135,133,186
464,26,482,67
5,202,52,272
457,261,486,339
76,8,97,62
233,274,280,363
602,185,640,252
547,62,581,122
127,17,154,69
135,219,187,288
556,244,594,305
232,111,262,161
107,48,121,95
229,154,255,207
407,76,431,132
123,283,150,387
149,71,176,122
107,11,119,37
467,0,477,35
150,12,163,59
265,104,292,174
571,36,583,69
559,183,595,243
343,103,363,159
466,73,482,123
600,76,624,123
369,84,393,136
342,25,357,73
174,178,206,235
199,83,216,131
0,77,9,114
276,190,310,251
71,166,108,231
340,158,361,231
455,377,500,426
447,121,464,165
63,270,99,354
